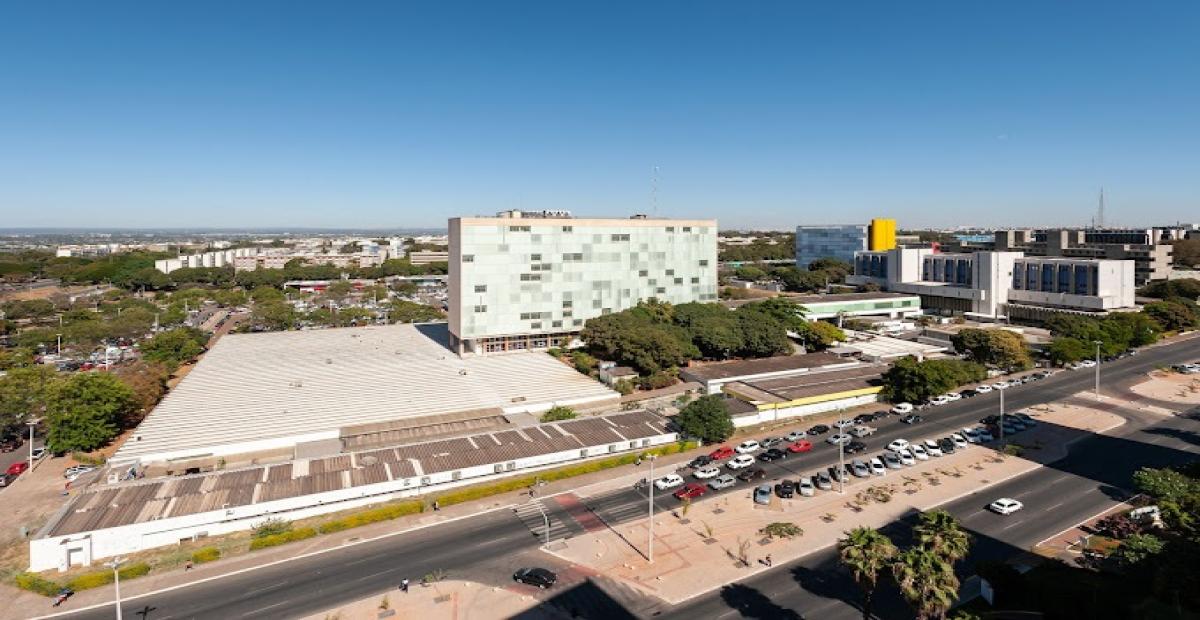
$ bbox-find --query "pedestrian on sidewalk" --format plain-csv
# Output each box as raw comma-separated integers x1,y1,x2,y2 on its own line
765,555,773,567
400,579,409,593
185,560,193,571
433,500,440,511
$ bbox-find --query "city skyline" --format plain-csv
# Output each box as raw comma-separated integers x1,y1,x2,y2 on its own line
2,2,1198,229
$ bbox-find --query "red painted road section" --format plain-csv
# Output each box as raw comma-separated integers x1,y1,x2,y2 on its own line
554,493,608,533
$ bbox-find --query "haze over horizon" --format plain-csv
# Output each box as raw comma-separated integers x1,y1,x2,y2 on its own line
1,2,1197,230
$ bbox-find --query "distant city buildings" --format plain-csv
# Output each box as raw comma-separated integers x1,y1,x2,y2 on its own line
794,218,896,268
448,210,718,354
956,228,1182,286
151,236,451,274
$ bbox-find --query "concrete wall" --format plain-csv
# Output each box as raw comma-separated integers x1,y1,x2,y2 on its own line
729,393,879,428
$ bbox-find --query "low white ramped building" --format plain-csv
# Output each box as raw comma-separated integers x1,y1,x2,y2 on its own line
111,323,619,467
31,411,675,572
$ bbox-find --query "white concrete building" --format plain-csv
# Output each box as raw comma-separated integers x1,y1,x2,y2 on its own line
849,248,1136,320
448,211,718,354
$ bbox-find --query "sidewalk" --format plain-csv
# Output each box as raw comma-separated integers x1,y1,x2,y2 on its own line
298,579,569,620
546,398,1125,606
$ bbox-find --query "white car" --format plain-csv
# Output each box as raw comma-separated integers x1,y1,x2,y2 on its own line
961,427,981,444
833,419,855,429
909,444,929,460
896,449,916,466
943,392,962,402
797,477,816,497
735,440,761,454
989,498,1024,515
929,395,950,406
950,434,969,450
827,433,852,446
693,465,722,480
975,385,993,394
868,458,887,476
654,474,685,490
923,440,944,457
891,403,914,414
1080,359,1097,368
882,452,904,470
727,454,756,469
992,381,1009,390
886,439,911,453
31,447,47,460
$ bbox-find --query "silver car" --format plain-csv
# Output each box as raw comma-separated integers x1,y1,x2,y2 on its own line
850,460,871,478
797,477,816,497
708,474,738,491
754,484,773,505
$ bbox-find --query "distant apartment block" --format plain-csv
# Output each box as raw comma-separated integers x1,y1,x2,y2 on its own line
155,248,385,273
849,248,1135,321
449,210,718,354
958,228,1175,285
795,218,895,268
407,250,449,265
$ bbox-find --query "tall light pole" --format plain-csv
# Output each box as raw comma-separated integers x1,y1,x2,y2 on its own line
647,454,656,563
998,384,1005,442
106,556,126,620
1093,340,1103,401
838,436,846,494
27,420,37,473
531,500,550,545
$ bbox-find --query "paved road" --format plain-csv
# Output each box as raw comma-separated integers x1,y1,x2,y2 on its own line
49,337,1200,620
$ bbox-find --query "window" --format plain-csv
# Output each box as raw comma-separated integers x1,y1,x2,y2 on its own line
562,252,583,261
474,285,487,293
699,259,709,266
509,225,531,232
610,234,630,241
666,226,675,232
674,278,683,284
462,255,474,262
531,322,542,329
451,470,462,481
665,269,674,276
656,287,666,294
552,320,562,328
520,273,542,281
601,308,612,315
420,476,431,485
494,464,504,473
531,253,541,261
573,319,583,326
563,310,573,317
473,305,487,312
683,226,692,232
691,277,699,284
593,299,602,308
638,270,648,277
562,226,573,232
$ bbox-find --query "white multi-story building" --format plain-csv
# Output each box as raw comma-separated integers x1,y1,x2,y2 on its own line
449,211,718,354
849,248,1135,321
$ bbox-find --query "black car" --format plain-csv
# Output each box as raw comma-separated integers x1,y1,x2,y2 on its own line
513,567,557,589
828,465,848,482
844,441,867,454
757,448,787,462
960,389,977,398
807,424,830,435
775,480,795,498
900,415,923,424
853,413,877,424
737,467,767,482
980,415,1001,425
687,455,714,469
937,437,956,454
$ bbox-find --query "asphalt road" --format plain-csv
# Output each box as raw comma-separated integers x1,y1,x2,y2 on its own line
47,337,1200,620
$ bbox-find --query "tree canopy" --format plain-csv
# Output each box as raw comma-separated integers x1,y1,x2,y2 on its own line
45,372,137,453
880,357,987,403
139,327,207,371
674,395,734,444
950,328,1033,372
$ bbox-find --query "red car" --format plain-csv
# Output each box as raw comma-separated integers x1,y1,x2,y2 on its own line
787,440,813,453
6,461,29,476
708,446,735,460
673,483,708,500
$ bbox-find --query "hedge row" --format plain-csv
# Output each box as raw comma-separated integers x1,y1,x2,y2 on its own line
14,572,60,596
191,547,221,564
248,527,318,550
435,440,698,508
14,562,153,596
318,500,424,534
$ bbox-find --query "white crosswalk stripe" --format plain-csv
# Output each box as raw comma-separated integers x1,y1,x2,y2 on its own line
512,500,576,542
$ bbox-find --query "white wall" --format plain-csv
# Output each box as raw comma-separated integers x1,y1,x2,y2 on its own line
731,394,879,428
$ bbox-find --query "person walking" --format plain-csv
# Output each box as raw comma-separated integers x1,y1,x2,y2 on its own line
433,500,440,511
765,554,773,567
400,578,409,593
185,560,193,571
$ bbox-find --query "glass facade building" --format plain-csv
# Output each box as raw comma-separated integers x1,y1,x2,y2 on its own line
795,225,869,268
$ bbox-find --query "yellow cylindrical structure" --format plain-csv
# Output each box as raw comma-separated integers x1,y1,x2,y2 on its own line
869,218,896,251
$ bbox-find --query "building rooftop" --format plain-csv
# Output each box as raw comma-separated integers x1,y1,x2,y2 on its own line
721,292,917,310
679,352,850,383
112,323,618,464
49,411,670,537
726,365,885,404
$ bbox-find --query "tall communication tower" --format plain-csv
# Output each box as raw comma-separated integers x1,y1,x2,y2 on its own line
1097,188,1106,229
651,165,659,215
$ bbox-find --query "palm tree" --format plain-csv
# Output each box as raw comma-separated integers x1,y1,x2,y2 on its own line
914,510,972,564
893,547,960,620
838,527,898,620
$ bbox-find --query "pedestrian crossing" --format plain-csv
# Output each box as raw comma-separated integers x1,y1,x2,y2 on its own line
512,498,583,543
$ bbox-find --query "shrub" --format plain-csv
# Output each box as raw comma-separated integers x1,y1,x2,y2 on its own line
252,517,293,539
65,562,152,591
191,547,221,564
70,452,107,466
759,522,804,539
318,500,425,534
249,527,318,550
638,369,678,390
14,571,61,596
613,379,635,395
540,406,577,422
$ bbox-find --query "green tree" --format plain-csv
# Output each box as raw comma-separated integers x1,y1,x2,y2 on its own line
0,366,60,431
675,395,734,444
1144,299,1200,332
880,357,986,403
45,372,137,453
386,300,444,323
892,547,960,620
805,320,847,350
1114,533,1166,569
838,527,897,620
540,406,577,422
1138,278,1200,300
251,300,297,331
1048,337,1092,365
913,510,972,564
734,265,768,281
950,328,1032,371
140,327,207,370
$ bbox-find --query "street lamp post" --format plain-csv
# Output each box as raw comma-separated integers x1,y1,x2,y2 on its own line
998,385,1005,442
838,437,845,494
106,557,127,620
1093,341,1103,400
530,500,550,545
647,454,656,563
27,420,36,472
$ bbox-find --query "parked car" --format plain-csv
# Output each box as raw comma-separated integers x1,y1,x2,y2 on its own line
909,444,930,460
757,448,787,462
814,471,833,490
708,474,738,490
806,424,830,435
735,440,761,454
900,415,923,425
1014,412,1037,426
944,392,963,402
992,381,1010,390
895,449,916,466
0,437,22,453
844,441,867,455
513,567,558,589
829,466,849,483
6,462,29,476
784,430,807,443
850,425,876,438
754,484,773,505
937,437,957,454
31,447,46,460
924,439,944,457
850,460,871,478
886,439,911,453
761,437,786,449
63,465,93,478
950,434,970,450
833,418,855,429
975,384,993,394
787,440,813,453
980,415,1001,425
775,480,795,498
737,467,767,482
891,403,914,414
727,455,756,469
868,457,887,476
674,483,708,500
797,477,816,497
693,465,722,480
688,455,714,469
959,389,978,398
1079,359,1097,368
962,427,982,444
854,413,878,424
988,498,1025,515
0,474,13,488
827,433,852,446
929,395,950,406
654,473,685,490
709,446,735,460
882,452,903,470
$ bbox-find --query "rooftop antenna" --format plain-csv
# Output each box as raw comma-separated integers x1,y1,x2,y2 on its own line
1097,187,1106,229
651,165,659,215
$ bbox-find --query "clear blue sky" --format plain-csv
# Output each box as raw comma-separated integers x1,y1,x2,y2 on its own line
1,2,1197,230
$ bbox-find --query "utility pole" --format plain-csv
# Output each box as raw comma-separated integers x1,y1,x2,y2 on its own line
530,500,550,545
998,385,1005,442
106,556,127,620
648,454,656,563
27,420,37,476
1094,341,1103,400
838,438,846,494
